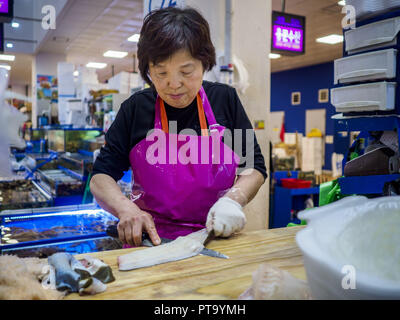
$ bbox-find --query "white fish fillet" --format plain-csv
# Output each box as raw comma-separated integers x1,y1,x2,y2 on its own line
118,229,209,271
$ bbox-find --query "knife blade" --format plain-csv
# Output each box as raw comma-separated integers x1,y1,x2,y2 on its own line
106,225,229,259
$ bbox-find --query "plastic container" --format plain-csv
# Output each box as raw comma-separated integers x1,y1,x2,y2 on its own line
296,196,400,299
344,17,400,54
334,48,397,84
330,81,396,112
281,178,312,189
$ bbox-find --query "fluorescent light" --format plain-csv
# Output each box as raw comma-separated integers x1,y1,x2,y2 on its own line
0,65,11,70
127,34,140,42
6,43,13,48
269,53,281,59
103,50,128,58
338,0,346,6
86,62,107,69
11,22,20,28
316,34,344,44
73,70,79,77
0,54,15,61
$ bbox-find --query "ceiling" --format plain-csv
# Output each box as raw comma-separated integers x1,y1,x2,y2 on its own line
39,0,144,82
4,0,346,86
271,0,345,73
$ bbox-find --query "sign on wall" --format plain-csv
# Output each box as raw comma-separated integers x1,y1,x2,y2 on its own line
37,75,58,102
144,0,185,17
271,11,305,56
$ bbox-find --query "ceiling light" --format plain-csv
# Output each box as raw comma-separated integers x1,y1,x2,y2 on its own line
103,50,128,58
127,34,140,42
11,22,20,28
86,62,107,69
338,0,346,6
316,34,344,44
6,43,13,48
0,54,15,61
73,70,79,77
0,65,11,70
269,53,281,59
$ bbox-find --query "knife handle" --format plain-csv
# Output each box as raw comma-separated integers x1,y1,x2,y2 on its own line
106,224,149,241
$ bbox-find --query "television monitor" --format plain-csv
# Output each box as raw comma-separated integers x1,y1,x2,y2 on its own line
0,0,13,23
271,11,306,56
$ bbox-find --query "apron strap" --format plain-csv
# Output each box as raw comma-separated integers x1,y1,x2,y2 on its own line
154,87,219,136
199,87,217,126
158,94,209,137
196,95,209,137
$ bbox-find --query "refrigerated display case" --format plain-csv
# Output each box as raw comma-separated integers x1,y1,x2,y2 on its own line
35,169,85,197
0,179,53,211
0,204,122,258
48,129,102,153
58,152,93,178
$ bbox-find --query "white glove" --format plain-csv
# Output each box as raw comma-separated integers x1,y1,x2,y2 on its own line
206,197,246,238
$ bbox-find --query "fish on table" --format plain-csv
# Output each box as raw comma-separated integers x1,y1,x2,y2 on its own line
116,228,229,271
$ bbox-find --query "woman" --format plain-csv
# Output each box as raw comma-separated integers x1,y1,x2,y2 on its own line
90,7,267,247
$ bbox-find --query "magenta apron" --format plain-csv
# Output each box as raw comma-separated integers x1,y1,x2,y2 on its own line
128,87,240,240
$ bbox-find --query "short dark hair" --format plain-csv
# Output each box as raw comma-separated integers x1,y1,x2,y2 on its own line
137,7,216,85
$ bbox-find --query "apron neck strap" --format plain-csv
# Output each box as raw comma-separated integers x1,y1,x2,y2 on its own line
154,86,218,137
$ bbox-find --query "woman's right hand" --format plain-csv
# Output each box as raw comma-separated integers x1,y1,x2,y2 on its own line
117,208,161,247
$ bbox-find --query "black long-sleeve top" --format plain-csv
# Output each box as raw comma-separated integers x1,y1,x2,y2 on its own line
92,80,267,182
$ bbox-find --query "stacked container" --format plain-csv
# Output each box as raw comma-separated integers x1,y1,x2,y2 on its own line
331,3,400,195
331,7,400,115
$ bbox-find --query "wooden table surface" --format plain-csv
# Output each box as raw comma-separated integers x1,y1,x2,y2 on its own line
65,226,306,300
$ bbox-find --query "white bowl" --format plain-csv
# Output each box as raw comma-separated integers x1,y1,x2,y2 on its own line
296,196,400,299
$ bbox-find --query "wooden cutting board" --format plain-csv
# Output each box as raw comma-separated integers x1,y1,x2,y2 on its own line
64,226,306,300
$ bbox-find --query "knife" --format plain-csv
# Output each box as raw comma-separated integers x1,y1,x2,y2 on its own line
106,225,229,259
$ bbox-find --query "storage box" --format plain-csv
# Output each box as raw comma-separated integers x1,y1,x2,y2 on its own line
301,137,323,175
330,81,396,112
344,17,400,54
334,49,397,84
281,178,312,189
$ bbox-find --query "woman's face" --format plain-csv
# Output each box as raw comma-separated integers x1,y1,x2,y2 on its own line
149,49,204,108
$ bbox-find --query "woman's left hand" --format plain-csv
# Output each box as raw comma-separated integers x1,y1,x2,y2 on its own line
206,197,246,237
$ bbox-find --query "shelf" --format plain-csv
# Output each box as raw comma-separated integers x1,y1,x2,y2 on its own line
271,186,320,228
333,114,400,132
338,174,400,195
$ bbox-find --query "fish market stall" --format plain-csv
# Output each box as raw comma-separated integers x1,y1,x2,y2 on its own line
0,204,123,258
64,227,307,300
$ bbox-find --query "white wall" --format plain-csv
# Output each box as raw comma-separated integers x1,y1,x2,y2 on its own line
8,84,31,98
231,0,271,230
